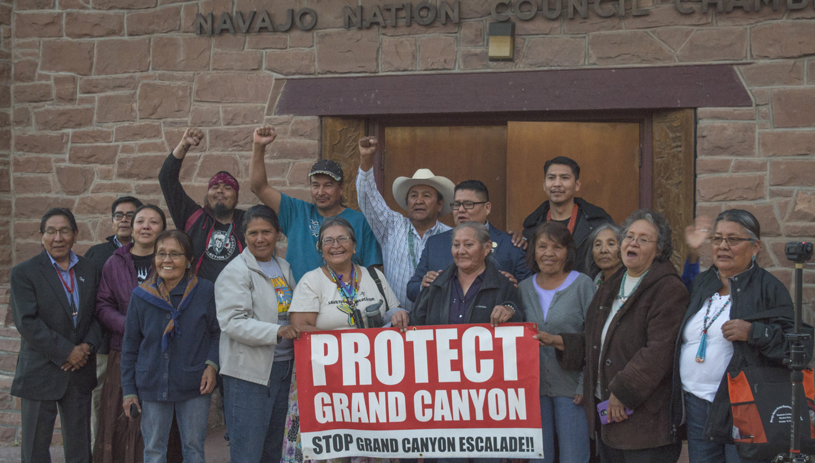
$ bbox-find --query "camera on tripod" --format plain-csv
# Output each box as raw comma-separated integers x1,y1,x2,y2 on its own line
776,241,814,463
785,242,814,264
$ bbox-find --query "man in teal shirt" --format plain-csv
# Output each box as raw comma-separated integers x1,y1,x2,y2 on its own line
250,126,382,282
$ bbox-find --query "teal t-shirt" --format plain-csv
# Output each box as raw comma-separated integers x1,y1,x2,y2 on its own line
279,194,383,282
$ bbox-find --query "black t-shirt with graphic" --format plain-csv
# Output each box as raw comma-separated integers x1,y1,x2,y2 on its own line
197,221,239,283
131,253,154,283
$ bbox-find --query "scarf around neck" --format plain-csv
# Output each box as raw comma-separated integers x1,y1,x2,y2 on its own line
134,272,199,352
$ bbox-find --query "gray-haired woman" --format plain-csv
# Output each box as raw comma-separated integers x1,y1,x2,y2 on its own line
585,223,623,287
411,221,523,328
555,209,688,463
671,209,812,463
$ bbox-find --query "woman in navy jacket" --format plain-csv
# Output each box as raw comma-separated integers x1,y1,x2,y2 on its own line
121,230,220,463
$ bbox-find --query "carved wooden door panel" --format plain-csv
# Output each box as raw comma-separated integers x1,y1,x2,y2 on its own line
381,126,509,230
505,121,641,233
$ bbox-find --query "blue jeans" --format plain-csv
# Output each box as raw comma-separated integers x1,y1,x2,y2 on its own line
140,394,211,463
531,395,590,463
684,392,760,463
223,359,293,463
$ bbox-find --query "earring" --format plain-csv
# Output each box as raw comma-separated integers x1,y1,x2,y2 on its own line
752,255,757,262
187,263,191,269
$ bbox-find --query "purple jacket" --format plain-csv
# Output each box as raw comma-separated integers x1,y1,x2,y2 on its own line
95,243,141,351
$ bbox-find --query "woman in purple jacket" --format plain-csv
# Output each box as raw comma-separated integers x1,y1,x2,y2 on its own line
94,204,166,463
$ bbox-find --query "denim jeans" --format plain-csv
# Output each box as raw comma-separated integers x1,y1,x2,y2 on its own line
684,392,762,463
531,395,591,463
223,359,293,463
140,394,211,463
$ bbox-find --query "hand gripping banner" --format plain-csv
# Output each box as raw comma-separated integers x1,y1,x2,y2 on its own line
293,323,543,460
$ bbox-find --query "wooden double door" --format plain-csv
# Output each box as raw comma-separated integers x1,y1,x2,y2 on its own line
379,122,642,232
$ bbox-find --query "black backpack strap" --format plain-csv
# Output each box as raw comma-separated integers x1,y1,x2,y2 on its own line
367,266,389,312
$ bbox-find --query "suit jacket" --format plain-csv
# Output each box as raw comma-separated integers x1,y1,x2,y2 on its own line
10,250,102,400
406,224,531,303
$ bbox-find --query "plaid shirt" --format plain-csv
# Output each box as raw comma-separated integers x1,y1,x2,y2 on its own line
356,168,451,312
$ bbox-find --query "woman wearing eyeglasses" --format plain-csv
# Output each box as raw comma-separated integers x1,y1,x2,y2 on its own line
121,230,220,463
555,210,688,463
94,204,166,463
285,217,408,463
670,209,809,463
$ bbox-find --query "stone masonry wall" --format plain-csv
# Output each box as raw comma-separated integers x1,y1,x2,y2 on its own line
4,1,815,299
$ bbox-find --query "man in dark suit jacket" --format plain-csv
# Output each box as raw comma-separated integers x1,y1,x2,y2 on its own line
407,180,531,303
11,208,102,463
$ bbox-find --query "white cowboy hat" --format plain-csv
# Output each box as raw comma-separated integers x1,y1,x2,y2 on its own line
392,169,456,217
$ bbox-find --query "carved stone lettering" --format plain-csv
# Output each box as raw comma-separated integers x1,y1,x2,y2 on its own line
215,12,235,34
194,13,213,35
344,6,362,29
568,0,588,19
295,8,317,30
440,1,460,23
414,2,437,25
235,11,255,33
254,10,274,32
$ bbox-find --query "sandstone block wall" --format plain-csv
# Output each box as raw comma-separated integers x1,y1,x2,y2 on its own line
2,2,814,302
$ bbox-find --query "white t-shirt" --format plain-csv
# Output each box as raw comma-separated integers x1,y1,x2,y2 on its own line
680,293,734,402
596,273,644,399
289,266,401,331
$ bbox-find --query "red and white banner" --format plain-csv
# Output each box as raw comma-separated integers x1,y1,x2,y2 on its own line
294,323,543,460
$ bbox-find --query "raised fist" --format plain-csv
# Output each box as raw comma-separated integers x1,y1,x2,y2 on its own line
358,136,377,158
180,128,204,149
254,126,277,146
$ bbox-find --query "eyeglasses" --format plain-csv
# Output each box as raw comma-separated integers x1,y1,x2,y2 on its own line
113,212,136,221
43,228,74,237
321,236,351,246
450,201,487,210
622,235,656,246
711,236,754,247
156,252,185,261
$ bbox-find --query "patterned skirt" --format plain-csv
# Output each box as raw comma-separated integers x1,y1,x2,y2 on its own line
282,367,393,463
93,350,144,463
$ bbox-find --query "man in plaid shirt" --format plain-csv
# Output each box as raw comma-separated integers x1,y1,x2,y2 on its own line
356,136,455,312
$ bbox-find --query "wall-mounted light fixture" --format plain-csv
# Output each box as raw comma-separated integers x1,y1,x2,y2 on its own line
488,22,515,61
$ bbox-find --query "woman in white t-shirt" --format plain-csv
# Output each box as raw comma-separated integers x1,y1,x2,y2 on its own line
289,216,408,331
284,217,409,463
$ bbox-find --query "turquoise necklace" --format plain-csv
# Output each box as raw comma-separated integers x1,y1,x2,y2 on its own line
618,270,647,303
695,294,731,363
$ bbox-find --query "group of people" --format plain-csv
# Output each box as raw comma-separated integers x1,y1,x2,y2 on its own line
9,125,806,463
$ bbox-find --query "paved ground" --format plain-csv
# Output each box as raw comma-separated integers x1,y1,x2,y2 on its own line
0,427,691,463
0,425,231,462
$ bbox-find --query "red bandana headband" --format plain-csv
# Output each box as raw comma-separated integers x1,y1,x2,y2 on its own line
208,172,239,192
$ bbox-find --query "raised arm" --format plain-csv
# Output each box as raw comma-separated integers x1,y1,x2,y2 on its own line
159,128,205,229
250,126,282,213
356,136,400,243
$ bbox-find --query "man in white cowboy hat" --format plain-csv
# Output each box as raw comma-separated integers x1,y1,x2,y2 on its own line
356,136,455,312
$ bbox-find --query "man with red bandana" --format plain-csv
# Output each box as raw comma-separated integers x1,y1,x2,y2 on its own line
159,128,246,283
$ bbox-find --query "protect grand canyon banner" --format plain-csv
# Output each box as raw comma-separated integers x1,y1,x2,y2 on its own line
293,323,543,460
